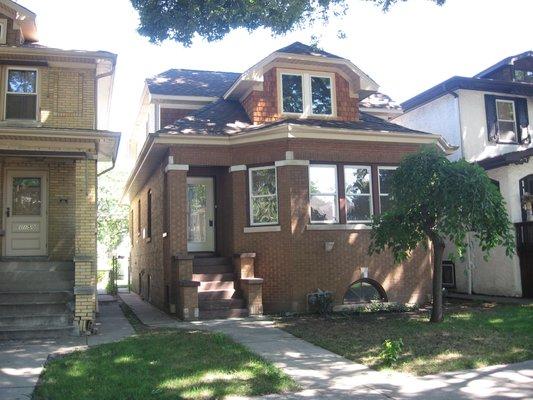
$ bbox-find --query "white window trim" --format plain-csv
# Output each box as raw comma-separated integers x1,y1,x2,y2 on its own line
249,166,278,226
495,99,518,143
344,165,373,224
378,166,397,213
0,19,7,45
278,69,336,118
4,66,39,121
309,164,339,224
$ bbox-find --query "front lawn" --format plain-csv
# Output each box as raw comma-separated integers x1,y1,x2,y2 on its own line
34,330,298,400
278,302,533,376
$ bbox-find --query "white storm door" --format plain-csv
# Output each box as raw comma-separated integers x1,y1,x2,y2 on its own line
187,177,215,252
5,171,48,256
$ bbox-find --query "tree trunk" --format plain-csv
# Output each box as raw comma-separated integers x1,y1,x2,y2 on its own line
430,236,445,323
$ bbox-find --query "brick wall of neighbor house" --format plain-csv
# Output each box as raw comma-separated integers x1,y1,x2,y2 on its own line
0,157,76,259
242,68,360,124
0,64,96,129
160,108,191,128
0,11,22,46
130,139,433,315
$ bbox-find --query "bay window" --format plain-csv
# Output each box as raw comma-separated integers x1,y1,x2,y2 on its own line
378,167,396,213
249,166,278,226
309,164,338,223
344,166,373,222
280,71,334,117
6,68,38,120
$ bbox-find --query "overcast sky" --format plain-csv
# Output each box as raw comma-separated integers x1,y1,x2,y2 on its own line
21,0,533,163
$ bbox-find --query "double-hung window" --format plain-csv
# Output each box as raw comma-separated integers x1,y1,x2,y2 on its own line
249,166,278,226
495,99,518,143
344,166,373,223
309,164,338,223
280,71,334,117
146,189,152,240
378,167,396,213
6,68,38,120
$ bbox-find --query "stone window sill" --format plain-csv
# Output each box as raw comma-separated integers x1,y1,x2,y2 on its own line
306,223,371,231
244,225,281,233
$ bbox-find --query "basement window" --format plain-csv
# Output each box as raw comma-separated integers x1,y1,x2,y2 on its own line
5,68,38,120
343,278,387,304
249,166,278,226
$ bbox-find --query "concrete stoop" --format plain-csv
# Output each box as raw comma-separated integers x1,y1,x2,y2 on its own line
0,260,75,340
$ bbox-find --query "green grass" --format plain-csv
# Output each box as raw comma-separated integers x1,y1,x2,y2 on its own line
277,302,533,376
34,330,298,400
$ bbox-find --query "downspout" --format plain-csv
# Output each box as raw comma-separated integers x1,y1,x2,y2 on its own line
451,91,473,295
95,59,117,178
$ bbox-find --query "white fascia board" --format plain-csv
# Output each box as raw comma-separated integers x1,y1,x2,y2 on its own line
155,124,454,152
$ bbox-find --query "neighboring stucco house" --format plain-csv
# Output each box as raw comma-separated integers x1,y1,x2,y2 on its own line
0,0,120,338
125,42,453,319
395,51,533,298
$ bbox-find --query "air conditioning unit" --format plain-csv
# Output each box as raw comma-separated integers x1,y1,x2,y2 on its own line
442,261,456,289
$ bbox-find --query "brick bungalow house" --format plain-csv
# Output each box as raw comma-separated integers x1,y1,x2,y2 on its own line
0,0,120,338
125,42,453,319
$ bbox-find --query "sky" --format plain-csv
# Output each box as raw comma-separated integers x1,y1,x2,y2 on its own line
20,0,533,165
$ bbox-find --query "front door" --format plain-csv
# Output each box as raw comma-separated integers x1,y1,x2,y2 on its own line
187,177,215,252
4,171,48,256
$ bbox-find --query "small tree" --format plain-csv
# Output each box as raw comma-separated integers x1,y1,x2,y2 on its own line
369,147,514,322
97,168,129,258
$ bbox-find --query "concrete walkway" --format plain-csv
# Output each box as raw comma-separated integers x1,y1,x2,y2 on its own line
120,292,533,400
0,298,134,400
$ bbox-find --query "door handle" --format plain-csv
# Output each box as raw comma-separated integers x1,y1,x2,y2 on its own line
6,208,10,218
209,220,213,227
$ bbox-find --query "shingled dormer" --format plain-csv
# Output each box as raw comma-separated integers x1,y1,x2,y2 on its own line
224,42,379,124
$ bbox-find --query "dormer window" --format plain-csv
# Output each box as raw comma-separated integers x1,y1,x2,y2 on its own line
514,69,533,84
5,68,38,120
279,70,335,117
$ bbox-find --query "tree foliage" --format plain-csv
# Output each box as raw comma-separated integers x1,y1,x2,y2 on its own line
130,0,446,46
97,168,129,258
369,147,514,322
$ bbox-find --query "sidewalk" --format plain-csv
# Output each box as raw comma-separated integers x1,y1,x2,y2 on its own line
120,292,533,400
0,297,134,400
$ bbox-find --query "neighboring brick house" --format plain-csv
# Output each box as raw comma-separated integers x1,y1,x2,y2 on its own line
125,42,453,319
395,51,533,299
0,0,120,338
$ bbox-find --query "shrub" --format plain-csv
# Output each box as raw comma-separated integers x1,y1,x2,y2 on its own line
307,289,333,316
380,338,404,366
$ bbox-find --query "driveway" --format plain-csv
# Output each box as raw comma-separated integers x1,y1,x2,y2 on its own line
0,298,134,400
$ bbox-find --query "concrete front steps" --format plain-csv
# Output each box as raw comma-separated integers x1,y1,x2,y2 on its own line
193,255,249,319
0,259,75,340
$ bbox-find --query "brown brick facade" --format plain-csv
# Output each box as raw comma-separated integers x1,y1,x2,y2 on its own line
130,139,433,315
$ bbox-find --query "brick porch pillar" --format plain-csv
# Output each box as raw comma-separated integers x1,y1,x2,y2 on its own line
73,157,97,333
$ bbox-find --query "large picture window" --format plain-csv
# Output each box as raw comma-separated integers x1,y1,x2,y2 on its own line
309,164,338,223
6,68,38,120
344,166,373,223
378,167,396,213
249,166,278,226
280,71,334,117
